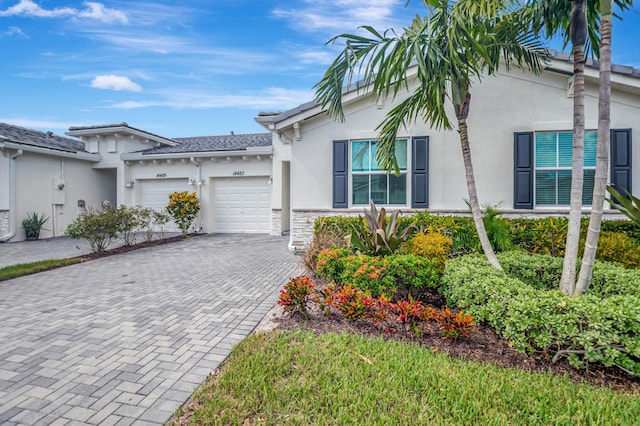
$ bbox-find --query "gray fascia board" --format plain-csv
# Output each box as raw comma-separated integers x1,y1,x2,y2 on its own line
0,141,101,162
120,146,273,161
66,126,178,146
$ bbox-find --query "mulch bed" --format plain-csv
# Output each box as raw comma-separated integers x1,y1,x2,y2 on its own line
274,284,640,394
74,234,190,261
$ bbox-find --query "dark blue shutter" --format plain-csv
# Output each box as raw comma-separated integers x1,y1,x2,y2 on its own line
333,140,348,208
411,136,429,208
610,129,632,204
513,132,534,209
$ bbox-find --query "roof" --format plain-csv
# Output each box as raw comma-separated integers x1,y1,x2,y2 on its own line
0,122,85,153
140,132,272,155
266,49,640,126
67,122,178,146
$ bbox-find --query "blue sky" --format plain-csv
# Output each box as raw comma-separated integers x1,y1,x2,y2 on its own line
1,0,639,138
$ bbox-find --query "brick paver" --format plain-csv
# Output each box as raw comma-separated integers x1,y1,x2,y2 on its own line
0,234,300,424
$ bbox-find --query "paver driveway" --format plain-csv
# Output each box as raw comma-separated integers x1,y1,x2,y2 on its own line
0,234,300,425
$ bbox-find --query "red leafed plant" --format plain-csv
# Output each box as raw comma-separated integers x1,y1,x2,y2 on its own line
278,276,315,316
435,307,475,340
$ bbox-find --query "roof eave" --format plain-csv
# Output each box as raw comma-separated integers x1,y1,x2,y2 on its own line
120,146,273,161
0,140,101,162
66,126,178,147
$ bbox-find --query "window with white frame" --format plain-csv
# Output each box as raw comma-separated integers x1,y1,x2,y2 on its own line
351,139,408,205
535,131,597,206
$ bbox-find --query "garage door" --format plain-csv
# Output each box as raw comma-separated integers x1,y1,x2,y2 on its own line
211,177,270,233
139,179,190,232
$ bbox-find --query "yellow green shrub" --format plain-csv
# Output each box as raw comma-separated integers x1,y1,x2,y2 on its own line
403,232,452,271
584,231,640,269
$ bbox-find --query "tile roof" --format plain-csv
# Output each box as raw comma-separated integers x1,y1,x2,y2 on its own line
140,132,272,154
0,122,85,153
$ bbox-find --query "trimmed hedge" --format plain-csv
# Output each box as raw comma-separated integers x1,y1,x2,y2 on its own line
441,252,640,375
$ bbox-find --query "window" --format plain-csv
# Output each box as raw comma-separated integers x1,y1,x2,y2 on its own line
351,139,407,205
535,131,596,206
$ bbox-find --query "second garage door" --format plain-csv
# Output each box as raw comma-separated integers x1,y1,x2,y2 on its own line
139,179,190,232
211,177,270,233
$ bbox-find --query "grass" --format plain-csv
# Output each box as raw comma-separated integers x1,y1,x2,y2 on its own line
0,258,82,281
172,331,639,426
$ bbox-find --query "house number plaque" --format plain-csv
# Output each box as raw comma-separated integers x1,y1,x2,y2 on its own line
232,171,245,176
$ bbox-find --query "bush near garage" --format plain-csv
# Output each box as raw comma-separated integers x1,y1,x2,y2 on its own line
166,191,200,235
441,251,640,375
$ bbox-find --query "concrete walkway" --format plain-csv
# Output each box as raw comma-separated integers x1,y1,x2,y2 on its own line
0,234,300,425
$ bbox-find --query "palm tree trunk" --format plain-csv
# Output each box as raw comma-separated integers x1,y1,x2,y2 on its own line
458,118,502,270
560,0,587,296
575,0,613,296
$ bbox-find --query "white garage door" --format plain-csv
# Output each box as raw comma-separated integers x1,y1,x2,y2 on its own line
139,179,190,232
211,177,270,233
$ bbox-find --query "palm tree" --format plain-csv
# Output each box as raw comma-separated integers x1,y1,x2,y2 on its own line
315,0,546,270
529,0,633,295
562,0,588,296
575,0,614,295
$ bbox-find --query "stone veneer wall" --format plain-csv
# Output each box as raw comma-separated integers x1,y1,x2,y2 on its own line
271,209,282,236
289,208,410,251
0,210,9,237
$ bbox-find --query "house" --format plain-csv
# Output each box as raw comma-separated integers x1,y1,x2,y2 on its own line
2,51,637,247
0,123,277,241
256,51,639,251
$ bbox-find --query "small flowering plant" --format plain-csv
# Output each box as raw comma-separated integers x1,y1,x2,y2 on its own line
166,191,200,235
278,276,316,316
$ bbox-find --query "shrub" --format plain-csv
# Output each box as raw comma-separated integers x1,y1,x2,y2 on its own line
302,224,347,273
278,276,315,316
340,254,396,296
582,231,640,269
66,205,121,254
346,200,416,256
384,254,441,297
434,307,475,340
166,191,200,235
116,205,143,246
315,247,350,284
442,253,640,375
402,232,452,271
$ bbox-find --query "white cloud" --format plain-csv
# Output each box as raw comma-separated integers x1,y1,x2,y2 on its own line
76,2,127,24
2,25,28,38
272,0,406,34
0,0,127,24
91,75,142,92
107,87,315,110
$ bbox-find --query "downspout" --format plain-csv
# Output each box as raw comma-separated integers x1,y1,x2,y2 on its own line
190,157,203,232
0,149,24,242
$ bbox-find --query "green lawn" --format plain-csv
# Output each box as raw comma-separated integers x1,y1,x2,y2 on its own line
173,330,639,425
0,258,81,281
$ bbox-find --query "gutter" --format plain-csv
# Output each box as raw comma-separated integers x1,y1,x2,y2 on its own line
0,148,24,242
0,141,101,162
120,146,273,162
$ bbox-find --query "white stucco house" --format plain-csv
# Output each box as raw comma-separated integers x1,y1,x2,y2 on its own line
1,51,638,247
256,51,638,251
0,123,277,242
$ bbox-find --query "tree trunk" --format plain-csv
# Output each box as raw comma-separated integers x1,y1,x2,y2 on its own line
458,118,502,270
560,0,587,296
575,0,613,296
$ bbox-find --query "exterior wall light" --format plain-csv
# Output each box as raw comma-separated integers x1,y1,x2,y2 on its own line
198,178,206,186
188,178,196,185
125,180,135,188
